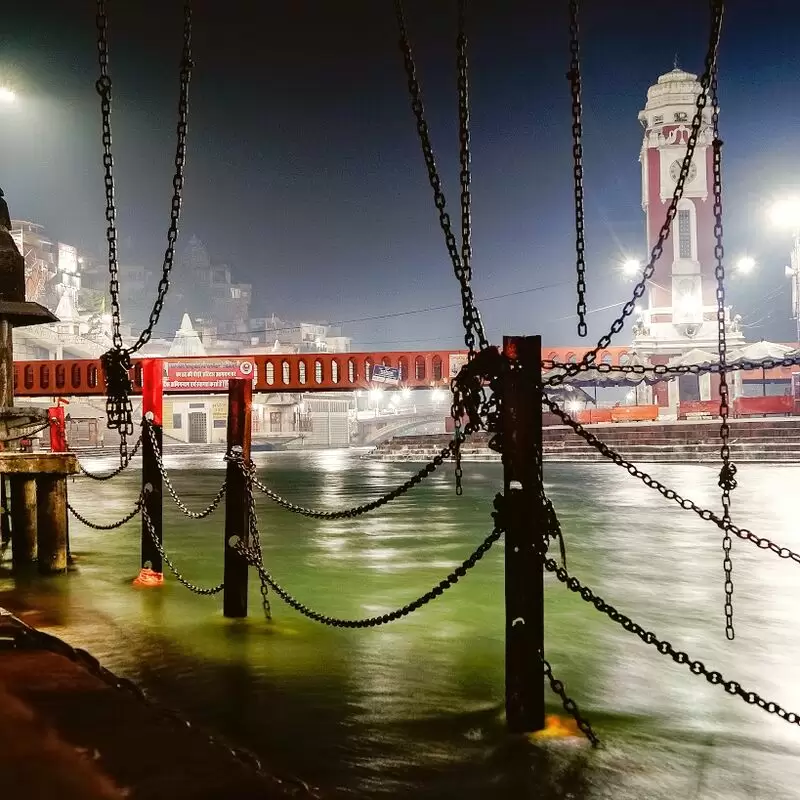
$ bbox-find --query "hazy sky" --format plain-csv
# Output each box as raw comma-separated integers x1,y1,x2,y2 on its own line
1,1,799,349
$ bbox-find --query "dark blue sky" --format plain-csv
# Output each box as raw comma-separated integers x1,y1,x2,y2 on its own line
1,1,799,349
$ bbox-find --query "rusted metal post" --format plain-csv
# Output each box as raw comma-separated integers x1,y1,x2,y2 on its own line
0,320,12,409
136,359,164,586
9,476,36,567
502,334,545,734
36,475,68,573
224,378,252,618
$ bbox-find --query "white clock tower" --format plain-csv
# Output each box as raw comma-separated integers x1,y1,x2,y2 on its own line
633,67,743,410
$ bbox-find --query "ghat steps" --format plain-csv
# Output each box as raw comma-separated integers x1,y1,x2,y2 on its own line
367,418,800,464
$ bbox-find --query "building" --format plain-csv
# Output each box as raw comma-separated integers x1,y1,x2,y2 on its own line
633,67,745,410
249,315,352,353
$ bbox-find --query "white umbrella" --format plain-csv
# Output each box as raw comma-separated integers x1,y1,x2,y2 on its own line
667,348,719,368
729,340,794,396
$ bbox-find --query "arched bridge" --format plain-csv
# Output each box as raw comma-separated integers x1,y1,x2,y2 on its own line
354,413,447,446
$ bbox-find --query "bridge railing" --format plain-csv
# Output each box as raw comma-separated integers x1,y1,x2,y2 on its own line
12,350,463,397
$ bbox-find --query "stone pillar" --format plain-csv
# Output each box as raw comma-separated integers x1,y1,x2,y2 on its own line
37,475,68,574
9,475,37,567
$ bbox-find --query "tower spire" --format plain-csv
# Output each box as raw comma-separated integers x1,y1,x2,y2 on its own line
673,53,680,70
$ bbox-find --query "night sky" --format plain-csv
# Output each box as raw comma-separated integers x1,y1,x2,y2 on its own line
1,1,799,350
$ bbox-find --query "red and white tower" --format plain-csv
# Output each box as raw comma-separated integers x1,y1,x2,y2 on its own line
634,67,743,409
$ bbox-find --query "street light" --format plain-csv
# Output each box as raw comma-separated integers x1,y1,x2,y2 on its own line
0,87,16,104
622,258,641,277
734,255,756,274
769,197,800,232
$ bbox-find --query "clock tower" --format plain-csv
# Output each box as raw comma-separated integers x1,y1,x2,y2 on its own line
633,67,743,410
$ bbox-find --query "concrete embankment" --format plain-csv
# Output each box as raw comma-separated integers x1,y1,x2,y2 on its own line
366,417,800,463
0,608,318,800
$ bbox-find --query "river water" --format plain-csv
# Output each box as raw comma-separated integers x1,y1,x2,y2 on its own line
2,450,800,799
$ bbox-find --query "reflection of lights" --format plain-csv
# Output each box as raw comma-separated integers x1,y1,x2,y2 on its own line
622,258,641,277
390,393,399,405
769,197,800,230
431,388,446,404
566,399,582,414
0,87,16,104
369,388,383,403
735,255,756,274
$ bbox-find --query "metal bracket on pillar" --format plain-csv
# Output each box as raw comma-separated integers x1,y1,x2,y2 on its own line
502,334,546,734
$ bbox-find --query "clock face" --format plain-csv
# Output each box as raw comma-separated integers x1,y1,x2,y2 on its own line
669,159,697,184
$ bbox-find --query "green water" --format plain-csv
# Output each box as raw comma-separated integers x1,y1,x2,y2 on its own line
2,450,800,798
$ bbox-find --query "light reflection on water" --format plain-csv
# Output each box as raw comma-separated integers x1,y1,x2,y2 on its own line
2,451,800,798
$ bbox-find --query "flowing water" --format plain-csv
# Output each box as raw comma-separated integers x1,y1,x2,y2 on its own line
2,449,800,799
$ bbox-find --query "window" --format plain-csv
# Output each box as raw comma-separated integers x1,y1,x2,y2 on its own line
677,209,692,258
674,111,688,122
173,414,182,429
270,412,282,433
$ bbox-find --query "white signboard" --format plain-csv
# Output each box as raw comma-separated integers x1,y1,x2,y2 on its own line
449,353,468,380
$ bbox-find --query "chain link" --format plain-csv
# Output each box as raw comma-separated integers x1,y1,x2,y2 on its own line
250,442,455,519
543,396,800,564
68,496,142,530
144,420,226,519
394,0,487,355
709,63,736,640
77,433,142,480
95,1,194,463
541,652,599,746
0,421,51,444
548,0,725,385
140,500,223,595
567,0,587,337
544,554,800,728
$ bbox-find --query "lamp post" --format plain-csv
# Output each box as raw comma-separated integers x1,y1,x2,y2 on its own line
769,198,800,346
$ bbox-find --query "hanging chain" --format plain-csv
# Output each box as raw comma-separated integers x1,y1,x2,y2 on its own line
68,495,142,530
541,653,599,746
95,1,194,464
77,434,142,480
394,0,487,355
548,0,725,384
710,65,735,641
567,0,587,337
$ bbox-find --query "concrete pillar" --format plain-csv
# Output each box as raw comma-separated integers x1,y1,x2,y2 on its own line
9,475,37,567
36,475,68,574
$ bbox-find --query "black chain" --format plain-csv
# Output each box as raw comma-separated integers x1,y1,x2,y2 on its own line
541,652,599,746
145,420,226,519
394,0,487,355
141,499,224,595
0,421,50,444
0,610,318,797
251,442,455,518
548,0,725,384
709,65,735,641
543,396,800,565
68,496,142,530
77,433,142,480
544,554,800,728
95,0,193,462
567,0,587,337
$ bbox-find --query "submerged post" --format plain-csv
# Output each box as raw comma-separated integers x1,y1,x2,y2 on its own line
223,378,252,618
502,334,545,734
136,359,164,586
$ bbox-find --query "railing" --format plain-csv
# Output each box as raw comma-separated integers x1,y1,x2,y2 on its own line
733,395,795,418
12,351,462,397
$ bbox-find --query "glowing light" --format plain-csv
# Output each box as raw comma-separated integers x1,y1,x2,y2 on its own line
369,388,383,403
735,255,756,274
401,387,412,400
634,304,644,316
622,258,641,277
625,390,635,402
431,388,446,404
565,399,582,414
769,197,800,230
0,87,16,104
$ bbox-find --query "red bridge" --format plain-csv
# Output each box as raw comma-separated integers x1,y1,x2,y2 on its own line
11,346,639,397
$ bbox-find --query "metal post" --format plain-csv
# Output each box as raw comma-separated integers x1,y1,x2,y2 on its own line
502,334,545,734
224,378,252,618
136,359,164,586
0,319,13,409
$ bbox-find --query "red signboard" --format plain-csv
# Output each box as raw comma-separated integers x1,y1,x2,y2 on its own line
163,358,255,392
